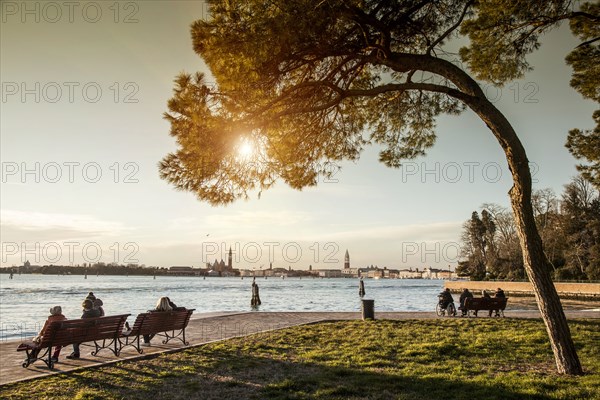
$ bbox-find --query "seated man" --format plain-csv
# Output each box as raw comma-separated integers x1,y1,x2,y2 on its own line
66,299,101,359
492,288,506,317
438,288,454,311
458,288,473,316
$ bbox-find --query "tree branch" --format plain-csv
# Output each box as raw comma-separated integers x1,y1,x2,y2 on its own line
576,36,600,48
427,0,474,55
271,81,473,119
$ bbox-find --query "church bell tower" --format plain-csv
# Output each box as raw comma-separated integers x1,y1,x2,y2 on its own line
228,247,233,270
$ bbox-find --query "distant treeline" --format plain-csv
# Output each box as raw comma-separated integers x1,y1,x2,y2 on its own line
1,264,170,276
457,175,600,281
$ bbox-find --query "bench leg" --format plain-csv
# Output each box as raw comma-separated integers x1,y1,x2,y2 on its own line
92,339,120,357
21,346,53,369
47,348,55,370
21,348,35,368
159,329,189,346
118,335,143,354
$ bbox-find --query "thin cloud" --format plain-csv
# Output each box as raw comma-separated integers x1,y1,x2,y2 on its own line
204,210,313,228
295,221,463,242
0,209,129,236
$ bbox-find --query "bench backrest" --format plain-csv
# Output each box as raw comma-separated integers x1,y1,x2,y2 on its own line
464,297,508,310
40,314,129,348
129,309,195,336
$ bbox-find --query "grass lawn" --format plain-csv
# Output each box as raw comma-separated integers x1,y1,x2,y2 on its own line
1,319,598,399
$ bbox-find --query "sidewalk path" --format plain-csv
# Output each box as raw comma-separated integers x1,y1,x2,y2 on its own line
1,310,598,386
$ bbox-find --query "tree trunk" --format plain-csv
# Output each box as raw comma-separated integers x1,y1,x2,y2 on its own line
471,99,583,375
354,53,582,374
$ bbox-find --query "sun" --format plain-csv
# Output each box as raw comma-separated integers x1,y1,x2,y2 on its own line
238,141,254,158
236,137,258,162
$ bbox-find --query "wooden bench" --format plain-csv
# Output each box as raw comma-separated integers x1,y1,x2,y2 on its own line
463,297,508,317
119,309,195,354
17,314,130,369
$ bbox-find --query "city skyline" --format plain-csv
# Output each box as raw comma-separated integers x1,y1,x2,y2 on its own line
1,1,597,269
6,248,454,281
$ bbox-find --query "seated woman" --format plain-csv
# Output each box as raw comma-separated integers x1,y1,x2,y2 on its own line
166,297,186,311
25,306,66,363
143,297,172,345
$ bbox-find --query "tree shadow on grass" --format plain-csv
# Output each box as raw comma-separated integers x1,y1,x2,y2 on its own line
52,345,558,400
6,318,598,399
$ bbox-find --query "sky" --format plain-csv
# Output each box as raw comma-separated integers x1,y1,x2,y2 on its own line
0,1,597,271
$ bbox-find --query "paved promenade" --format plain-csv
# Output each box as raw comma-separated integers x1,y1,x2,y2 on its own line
1,309,598,386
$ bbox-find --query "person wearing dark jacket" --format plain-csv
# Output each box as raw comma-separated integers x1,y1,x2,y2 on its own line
438,288,454,309
66,299,101,359
459,288,473,316
93,298,105,316
493,288,506,316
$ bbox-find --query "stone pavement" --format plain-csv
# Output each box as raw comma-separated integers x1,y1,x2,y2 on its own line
1,309,598,386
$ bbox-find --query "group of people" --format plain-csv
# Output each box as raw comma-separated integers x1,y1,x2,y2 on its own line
438,287,505,317
27,293,182,364
459,287,506,317
66,292,105,359
26,292,104,363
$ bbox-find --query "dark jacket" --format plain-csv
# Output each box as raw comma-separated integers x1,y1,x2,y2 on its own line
459,290,473,306
81,308,102,319
439,291,453,304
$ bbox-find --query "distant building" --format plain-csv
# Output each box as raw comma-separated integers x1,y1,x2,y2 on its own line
383,267,399,279
318,269,342,278
366,268,384,279
398,268,422,279
344,250,350,269
423,267,453,279
205,247,235,276
265,267,288,277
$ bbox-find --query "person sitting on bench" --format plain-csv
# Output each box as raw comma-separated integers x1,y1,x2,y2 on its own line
66,299,102,359
166,297,186,311
459,288,473,316
493,288,506,316
143,297,173,345
23,305,66,364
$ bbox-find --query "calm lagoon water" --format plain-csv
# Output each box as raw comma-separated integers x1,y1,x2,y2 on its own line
0,274,444,340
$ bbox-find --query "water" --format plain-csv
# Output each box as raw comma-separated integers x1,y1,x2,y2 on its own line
0,274,444,340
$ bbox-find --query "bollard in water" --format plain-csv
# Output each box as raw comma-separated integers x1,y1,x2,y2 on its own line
359,278,365,297
251,278,262,307
361,299,375,320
